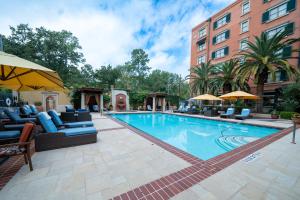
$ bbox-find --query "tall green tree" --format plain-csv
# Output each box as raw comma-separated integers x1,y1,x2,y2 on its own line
130,49,150,79
188,61,215,95
3,24,85,87
94,65,121,90
237,31,299,112
80,64,96,87
210,59,249,94
115,49,150,90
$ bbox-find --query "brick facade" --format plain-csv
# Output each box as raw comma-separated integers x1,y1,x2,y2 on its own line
190,0,300,96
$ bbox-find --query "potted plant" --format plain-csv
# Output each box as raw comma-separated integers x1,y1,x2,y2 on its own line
34,101,43,112
291,113,300,124
270,110,279,119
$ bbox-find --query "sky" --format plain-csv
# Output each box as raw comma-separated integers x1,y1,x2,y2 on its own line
0,0,235,76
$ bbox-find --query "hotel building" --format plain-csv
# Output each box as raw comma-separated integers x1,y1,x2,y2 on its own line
190,0,299,106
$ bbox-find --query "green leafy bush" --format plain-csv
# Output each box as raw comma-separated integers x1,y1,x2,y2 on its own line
281,83,300,112
280,111,299,120
34,101,42,106
129,92,147,110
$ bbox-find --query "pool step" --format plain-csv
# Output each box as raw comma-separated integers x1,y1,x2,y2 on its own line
216,136,258,151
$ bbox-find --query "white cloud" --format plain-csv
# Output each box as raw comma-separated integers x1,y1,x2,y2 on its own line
0,0,234,76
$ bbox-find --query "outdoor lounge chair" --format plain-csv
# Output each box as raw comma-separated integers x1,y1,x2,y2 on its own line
187,105,200,114
65,105,76,112
4,109,36,124
147,105,152,111
0,123,35,171
235,108,251,120
35,112,97,151
220,108,235,118
0,130,21,144
20,105,37,117
29,105,39,115
3,124,25,131
48,110,94,128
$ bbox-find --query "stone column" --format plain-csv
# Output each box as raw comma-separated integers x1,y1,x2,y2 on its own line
100,94,104,115
162,98,166,112
81,92,85,109
152,96,156,112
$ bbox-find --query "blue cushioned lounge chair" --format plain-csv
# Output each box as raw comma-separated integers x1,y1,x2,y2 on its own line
48,110,93,128
4,109,36,124
35,112,97,151
21,105,32,116
65,105,75,112
29,105,39,115
235,109,251,120
0,130,20,142
220,108,235,118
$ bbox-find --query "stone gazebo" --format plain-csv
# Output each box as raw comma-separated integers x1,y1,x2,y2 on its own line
144,92,167,112
77,88,104,112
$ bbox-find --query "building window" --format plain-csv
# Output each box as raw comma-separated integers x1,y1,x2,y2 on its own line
275,46,292,58
212,30,230,45
212,46,229,59
242,1,250,15
213,13,231,29
241,20,249,33
267,71,287,83
270,3,287,20
266,22,294,39
240,39,248,50
198,55,206,64
198,28,206,38
262,0,296,23
198,42,206,51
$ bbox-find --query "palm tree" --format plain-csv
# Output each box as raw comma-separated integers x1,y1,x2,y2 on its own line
236,31,299,112
210,59,249,94
187,61,215,95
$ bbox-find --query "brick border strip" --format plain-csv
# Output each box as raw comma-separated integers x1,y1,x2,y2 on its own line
109,114,296,200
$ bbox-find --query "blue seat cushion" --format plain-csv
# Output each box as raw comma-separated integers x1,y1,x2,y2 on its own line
64,121,94,128
48,110,64,126
60,127,97,136
17,118,36,123
0,130,21,139
4,124,25,130
30,105,39,114
37,112,58,133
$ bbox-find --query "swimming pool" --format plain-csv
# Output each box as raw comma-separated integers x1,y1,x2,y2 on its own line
111,113,279,160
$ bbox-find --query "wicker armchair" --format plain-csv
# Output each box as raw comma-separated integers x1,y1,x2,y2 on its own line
0,123,35,171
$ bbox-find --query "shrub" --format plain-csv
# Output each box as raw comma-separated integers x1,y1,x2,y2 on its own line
129,92,147,110
281,82,300,112
34,101,42,106
280,111,299,120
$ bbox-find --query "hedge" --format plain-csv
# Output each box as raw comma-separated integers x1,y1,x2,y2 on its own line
280,111,299,120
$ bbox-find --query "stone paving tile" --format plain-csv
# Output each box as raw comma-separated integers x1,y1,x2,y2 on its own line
0,116,189,200
171,130,300,200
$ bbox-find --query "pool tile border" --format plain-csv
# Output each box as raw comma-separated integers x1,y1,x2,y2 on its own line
108,114,296,200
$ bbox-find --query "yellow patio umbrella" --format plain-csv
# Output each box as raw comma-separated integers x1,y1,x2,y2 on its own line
192,93,222,101
219,91,259,100
0,51,65,91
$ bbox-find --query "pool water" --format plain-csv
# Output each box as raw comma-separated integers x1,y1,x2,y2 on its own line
111,113,279,160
